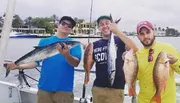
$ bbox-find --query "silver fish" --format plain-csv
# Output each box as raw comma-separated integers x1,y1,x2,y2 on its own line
4,40,81,77
107,33,117,86
107,14,121,86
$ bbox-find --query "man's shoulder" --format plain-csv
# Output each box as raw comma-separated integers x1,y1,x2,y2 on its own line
39,36,56,46
93,38,103,42
114,35,125,45
136,48,145,54
40,35,54,40
156,41,172,48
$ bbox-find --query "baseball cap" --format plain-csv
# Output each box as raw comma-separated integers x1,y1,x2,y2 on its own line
97,15,111,24
59,16,76,28
137,21,154,34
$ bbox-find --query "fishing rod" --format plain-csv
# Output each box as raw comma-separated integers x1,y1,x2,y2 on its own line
79,75,88,103
87,0,93,44
79,0,93,103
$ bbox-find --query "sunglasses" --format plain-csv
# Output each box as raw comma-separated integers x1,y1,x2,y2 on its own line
60,21,73,28
148,48,154,62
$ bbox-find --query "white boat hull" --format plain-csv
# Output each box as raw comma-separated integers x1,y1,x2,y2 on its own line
0,80,81,103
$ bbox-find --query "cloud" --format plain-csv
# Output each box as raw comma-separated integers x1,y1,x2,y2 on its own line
1,0,180,31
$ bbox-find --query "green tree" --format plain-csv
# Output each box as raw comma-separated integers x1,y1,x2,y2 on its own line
24,16,32,27
31,17,54,34
12,14,24,27
51,14,59,32
24,16,32,33
74,17,78,22
78,19,84,23
51,14,58,23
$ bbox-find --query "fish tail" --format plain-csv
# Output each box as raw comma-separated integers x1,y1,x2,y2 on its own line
150,94,161,103
4,63,10,77
128,86,136,96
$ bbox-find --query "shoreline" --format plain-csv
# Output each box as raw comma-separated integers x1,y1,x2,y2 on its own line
28,35,180,38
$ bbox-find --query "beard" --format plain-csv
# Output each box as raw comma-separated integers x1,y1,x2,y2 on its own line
141,36,155,47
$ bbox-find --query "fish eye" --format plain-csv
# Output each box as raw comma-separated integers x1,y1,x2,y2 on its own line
165,61,168,64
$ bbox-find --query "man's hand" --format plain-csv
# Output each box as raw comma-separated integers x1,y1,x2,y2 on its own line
167,54,178,64
56,43,70,57
122,51,128,61
5,62,18,70
109,23,120,35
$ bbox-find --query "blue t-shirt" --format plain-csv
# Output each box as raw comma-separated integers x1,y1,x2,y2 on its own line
93,36,125,89
37,36,82,92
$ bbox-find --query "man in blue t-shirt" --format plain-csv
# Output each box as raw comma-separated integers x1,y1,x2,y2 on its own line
83,15,138,103
6,16,82,103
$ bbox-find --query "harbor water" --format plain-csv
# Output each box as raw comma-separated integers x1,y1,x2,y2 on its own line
0,36,180,101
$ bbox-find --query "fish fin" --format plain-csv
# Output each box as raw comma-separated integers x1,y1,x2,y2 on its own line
4,63,10,77
115,18,121,24
164,81,167,91
152,82,156,91
169,69,172,77
163,79,167,92
150,94,161,103
128,86,137,96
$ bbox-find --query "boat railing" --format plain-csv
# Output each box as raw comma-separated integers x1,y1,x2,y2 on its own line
3,59,180,103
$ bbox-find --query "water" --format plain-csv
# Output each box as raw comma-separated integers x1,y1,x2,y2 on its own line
0,36,180,100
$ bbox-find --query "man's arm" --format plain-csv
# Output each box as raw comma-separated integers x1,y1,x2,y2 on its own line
109,23,138,52
64,55,80,67
83,43,94,84
56,43,81,67
166,46,180,74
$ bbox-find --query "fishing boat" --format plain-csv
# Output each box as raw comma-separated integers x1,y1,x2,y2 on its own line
9,32,38,38
0,0,180,103
0,80,81,103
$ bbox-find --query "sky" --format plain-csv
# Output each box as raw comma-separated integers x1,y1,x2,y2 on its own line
0,0,180,32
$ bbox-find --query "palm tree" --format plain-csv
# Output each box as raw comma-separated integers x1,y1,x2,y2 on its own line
51,14,59,33
51,14,59,27
78,19,85,23
24,16,32,33
27,17,32,33
74,17,78,23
